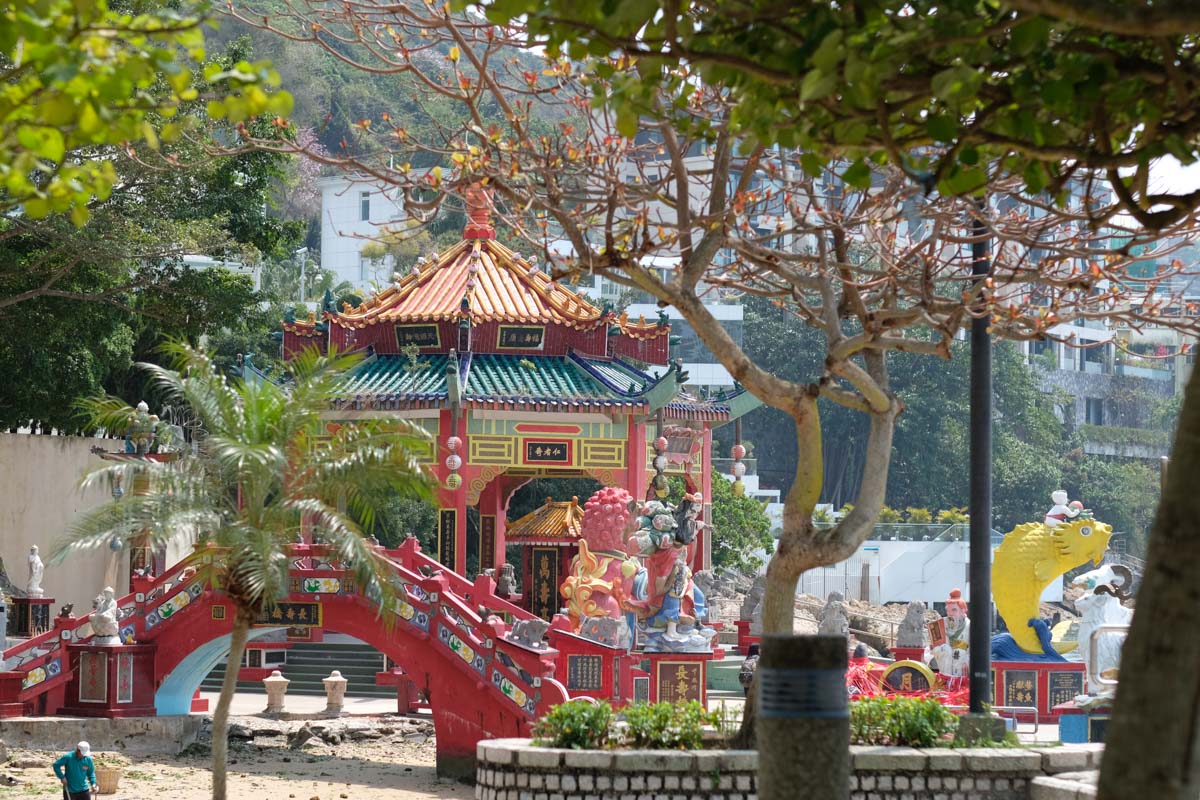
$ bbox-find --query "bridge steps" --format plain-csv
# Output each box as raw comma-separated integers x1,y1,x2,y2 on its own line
200,642,394,698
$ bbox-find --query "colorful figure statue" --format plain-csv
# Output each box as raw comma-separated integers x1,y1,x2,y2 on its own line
624,497,714,652
930,588,970,677
560,487,640,635
1044,490,1084,527
993,516,1112,654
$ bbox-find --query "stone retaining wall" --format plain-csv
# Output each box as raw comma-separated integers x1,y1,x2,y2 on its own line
475,739,1105,800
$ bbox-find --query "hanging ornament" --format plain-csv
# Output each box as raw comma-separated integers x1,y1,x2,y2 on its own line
731,441,747,497
444,435,463,490
651,434,670,498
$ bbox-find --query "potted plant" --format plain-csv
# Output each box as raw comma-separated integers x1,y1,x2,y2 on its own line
92,753,128,795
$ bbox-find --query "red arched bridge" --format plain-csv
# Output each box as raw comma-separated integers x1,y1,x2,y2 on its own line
0,539,568,776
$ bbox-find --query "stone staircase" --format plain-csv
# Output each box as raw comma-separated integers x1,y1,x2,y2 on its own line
200,640,393,698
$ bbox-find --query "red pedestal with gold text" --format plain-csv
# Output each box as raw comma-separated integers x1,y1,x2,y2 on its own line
644,650,722,705
59,643,157,717
547,628,635,705
989,660,1086,723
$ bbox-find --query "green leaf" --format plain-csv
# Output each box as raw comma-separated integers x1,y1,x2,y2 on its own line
842,159,871,189
931,65,980,102
1011,18,1051,55
926,114,957,143
800,152,824,178
801,69,837,102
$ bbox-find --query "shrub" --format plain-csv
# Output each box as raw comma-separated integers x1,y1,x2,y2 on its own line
905,507,933,524
533,700,614,749
936,507,969,525
878,505,904,524
621,701,716,750
534,700,717,750
850,696,958,747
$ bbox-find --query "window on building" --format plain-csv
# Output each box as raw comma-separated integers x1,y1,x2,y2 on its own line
671,318,745,363
360,191,371,221
1085,397,1105,426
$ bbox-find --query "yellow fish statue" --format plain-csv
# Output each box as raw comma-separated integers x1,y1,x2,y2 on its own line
992,517,1112,654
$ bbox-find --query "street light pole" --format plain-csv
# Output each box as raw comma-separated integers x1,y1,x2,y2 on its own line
968,202,993,714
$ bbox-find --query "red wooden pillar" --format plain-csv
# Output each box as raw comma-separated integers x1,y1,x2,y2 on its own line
699,425,714,571
627,417,649,501
436,409,469,575
477,479,507,573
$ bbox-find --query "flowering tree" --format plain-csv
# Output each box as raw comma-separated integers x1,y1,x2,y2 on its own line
224,4,1200,637
224,10,1200,770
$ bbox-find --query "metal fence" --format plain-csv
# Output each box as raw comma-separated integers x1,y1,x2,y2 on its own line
797,558,880,604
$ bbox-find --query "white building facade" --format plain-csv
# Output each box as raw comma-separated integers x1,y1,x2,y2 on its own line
317,175,406,289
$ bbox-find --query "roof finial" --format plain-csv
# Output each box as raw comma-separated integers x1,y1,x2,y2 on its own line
463,182,496,240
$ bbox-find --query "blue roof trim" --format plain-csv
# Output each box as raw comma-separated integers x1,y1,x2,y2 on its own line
568,352,647,398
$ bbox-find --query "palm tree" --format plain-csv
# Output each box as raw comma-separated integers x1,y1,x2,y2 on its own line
55,343,432,800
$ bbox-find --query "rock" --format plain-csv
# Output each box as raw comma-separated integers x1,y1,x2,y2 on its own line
345,728,382,741
1,774,21,786
8,757,47,769
302,737,327,750
402,733,428,744
0,739,7,763
288,724,318,750
227,723,254,740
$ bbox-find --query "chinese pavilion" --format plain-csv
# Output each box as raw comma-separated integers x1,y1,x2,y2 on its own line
281,187,759,614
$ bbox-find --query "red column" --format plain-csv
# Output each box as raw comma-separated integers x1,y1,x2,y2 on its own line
435,409,469,575
699,425,714,571
478,479,507,573
627,417,648,501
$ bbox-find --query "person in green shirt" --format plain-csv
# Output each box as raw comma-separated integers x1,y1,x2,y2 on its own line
52,741,97,800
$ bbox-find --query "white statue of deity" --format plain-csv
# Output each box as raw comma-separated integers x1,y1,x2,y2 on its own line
27,545,44,598
1072,565,1134,696
91,586,121,644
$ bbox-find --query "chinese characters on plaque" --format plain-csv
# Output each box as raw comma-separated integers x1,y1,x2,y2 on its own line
479,515,496,572
524,441,570,464
394,324,441,349
531,547,559,620
656,662,702,704
438,509,457,568
881,663,934,694
1004,670,1038,709
1048,670,1084,708
255,602,323,627
566,655,604,691
497,326,545,350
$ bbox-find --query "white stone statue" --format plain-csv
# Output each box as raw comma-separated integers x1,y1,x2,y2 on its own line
91,586,120,644
1044,490,1082,527
1072,565,1134,696
27,545,44,598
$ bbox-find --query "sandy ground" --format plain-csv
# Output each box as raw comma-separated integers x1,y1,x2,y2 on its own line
0,713,473,800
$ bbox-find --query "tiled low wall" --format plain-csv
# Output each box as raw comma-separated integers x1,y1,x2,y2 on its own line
474,739,1105,800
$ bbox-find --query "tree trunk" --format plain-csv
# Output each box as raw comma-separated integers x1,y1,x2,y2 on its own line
211,608,253,800
1097,358,1200,800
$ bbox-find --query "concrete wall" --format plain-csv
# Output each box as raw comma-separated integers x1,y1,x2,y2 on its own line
475,740,1105,800
0,433,127,616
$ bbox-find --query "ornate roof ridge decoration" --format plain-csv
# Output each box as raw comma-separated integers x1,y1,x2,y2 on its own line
507,496,584,542
281,183,669,339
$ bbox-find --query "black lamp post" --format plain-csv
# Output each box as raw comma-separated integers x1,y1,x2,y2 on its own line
968,206,993,714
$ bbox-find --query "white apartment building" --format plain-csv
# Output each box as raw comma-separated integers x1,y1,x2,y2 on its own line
317,174,406,289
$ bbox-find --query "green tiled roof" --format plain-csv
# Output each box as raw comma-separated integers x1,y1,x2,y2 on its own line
336,355,449,405
584,358,648,393
464,354,634,404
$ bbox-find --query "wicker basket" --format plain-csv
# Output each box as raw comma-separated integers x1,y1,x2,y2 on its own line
94,766,122,795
